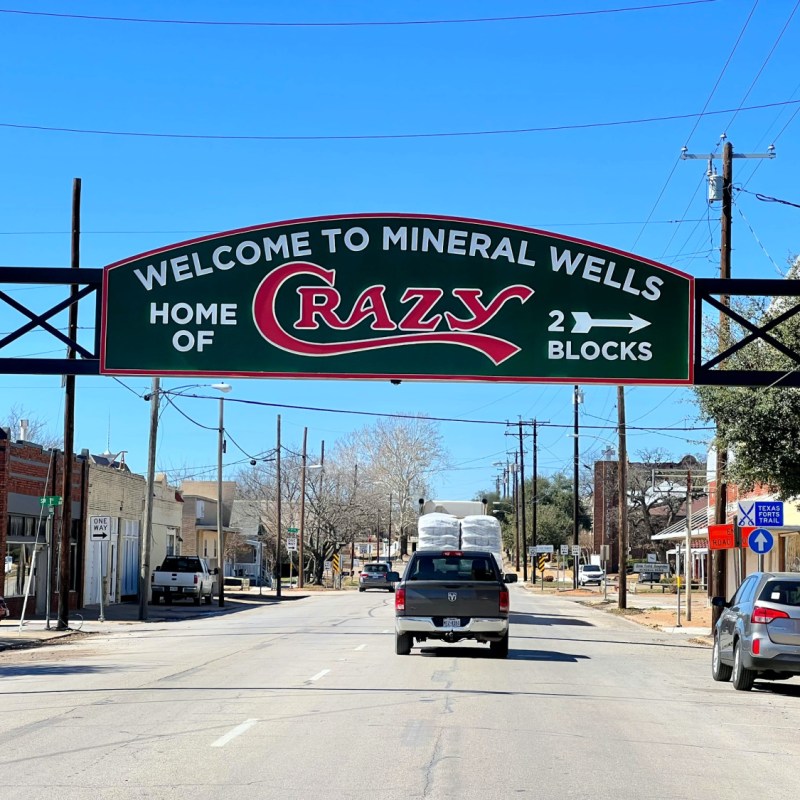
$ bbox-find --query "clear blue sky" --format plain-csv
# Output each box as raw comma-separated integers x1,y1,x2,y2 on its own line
1,1,798,497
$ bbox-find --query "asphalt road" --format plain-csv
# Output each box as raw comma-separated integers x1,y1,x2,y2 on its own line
1,586,799,799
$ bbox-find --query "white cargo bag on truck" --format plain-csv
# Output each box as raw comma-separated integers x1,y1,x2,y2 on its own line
460,515,504,571
417,512,460,551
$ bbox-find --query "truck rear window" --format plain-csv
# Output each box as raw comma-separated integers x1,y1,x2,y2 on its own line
160,557,202,572
408,555,497,582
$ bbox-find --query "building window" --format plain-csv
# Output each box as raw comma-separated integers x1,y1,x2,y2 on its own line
4,543,34,597
166,533,176,557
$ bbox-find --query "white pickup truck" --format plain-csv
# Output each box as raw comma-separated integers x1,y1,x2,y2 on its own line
151,556,217,605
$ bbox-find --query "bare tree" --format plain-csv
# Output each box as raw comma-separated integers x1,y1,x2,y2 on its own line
3,404,61,449
334,415,449,555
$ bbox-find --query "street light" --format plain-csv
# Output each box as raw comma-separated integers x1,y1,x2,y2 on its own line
211,382,232,607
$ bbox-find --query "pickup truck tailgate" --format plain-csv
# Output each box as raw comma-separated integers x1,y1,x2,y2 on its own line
402,582,503,617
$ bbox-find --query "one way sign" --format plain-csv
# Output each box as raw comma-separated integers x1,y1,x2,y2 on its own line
90,515,112,541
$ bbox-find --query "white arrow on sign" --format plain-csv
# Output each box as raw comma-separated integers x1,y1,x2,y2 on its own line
571,312,651,334
753,532,768,550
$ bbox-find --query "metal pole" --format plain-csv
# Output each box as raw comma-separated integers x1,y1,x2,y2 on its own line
99,540,106,623
532,420,538,574
216,395,225,607
298,427,308,588
676,543,683,627
139,377,159,621
275,415,282,599
45,509,53,629
686,468,693,622
388,491,393,563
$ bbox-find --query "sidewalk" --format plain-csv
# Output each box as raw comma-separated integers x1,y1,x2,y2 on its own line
0,587,310,653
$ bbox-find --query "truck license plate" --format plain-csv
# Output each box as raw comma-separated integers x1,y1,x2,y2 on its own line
443,618,460,628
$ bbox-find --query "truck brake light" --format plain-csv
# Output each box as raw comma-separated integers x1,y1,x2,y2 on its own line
395,587,405,611
194,574,198,584
441,551,463,557
499,587,509,613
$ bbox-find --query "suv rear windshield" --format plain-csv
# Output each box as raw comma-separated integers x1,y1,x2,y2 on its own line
364,564,389,574
582,565,602,572
758,580,800,606
407,555,498,582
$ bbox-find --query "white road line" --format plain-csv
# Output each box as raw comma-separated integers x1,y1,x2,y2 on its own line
382,629,390,633
354,644,366,651
210,718,258,748
308,669,330,682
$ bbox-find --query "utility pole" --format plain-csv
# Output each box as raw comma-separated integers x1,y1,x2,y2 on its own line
275,415,282,599
531,418,549,583
58,177,81,630
139,377,159,621
617,387,628,610
682,140,775,624
298,427,308,588
513,453,520,571
518,421,528,583
572,386,582,590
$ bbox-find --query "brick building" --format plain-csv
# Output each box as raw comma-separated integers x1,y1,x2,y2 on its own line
1,428,88,617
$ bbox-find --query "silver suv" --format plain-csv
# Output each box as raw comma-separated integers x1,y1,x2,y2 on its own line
359,562,395,592
712,572,800,691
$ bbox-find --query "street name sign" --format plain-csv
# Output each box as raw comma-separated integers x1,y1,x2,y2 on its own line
748,528,775,555
737,500,783,527
89,515,112,541
39,495,62,508
708,523,735,550
287,527,299,533
534,544,554,554
101,214,693,384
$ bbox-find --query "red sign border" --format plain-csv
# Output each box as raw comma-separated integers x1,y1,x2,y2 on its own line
100,212,695,384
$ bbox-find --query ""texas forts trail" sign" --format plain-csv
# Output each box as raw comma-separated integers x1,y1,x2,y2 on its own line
100,214,693,384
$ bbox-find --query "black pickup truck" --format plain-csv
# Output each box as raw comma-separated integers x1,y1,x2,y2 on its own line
394,549,515,658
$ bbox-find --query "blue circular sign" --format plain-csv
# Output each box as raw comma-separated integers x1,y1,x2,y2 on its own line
748,528,774,554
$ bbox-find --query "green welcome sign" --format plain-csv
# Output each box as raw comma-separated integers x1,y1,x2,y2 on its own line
101,214,693,384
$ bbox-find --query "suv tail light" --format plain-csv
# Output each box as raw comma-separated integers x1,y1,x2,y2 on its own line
360,572,369,578
499,587,509,613
752,606,790,624
395,587,405,611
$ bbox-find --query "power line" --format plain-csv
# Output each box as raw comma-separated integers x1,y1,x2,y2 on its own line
178,390,715,432
630,0,760,250
2,100,797,142
0,219,706,235
723,0,800,133
0,2,718,28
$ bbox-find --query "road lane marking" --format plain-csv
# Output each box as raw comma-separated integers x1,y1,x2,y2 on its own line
382,629,390,633
354,644,366,651
211,718,258,748
308,669,330,682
